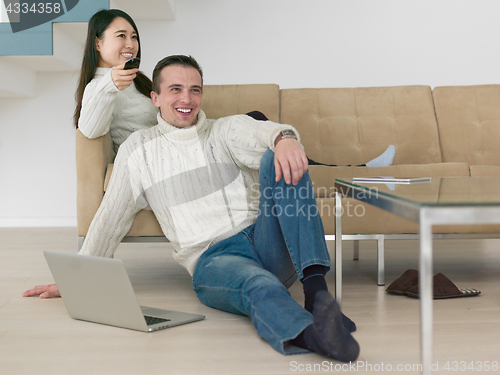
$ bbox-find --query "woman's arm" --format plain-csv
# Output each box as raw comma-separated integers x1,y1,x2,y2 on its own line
79,65,140,140
78,69,120,139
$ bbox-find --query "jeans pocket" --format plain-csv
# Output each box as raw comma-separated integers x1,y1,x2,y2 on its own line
241,224,256,244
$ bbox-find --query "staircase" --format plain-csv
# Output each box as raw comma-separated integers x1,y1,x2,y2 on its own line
0,0,176,97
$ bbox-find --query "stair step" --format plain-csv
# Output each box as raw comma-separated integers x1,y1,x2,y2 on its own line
0,0,176,97
0,0,108,56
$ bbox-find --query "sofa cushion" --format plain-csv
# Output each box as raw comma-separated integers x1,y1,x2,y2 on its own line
470,165,500,176
309,162,470,198
313,162,479,235
104,164,113,191
433,85,500,166
319,172,500,236
319,196,500,235
280,86,442,166
125,210,164,236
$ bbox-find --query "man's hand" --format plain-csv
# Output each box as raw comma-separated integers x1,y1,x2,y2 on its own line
22,284,61,299
111,64,138,91
274,138,309,185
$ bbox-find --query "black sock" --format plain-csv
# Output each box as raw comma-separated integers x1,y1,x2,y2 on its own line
302,265,328,313
341,313,357,333
291,291,360,362
289,330,308,350
301,265,356,333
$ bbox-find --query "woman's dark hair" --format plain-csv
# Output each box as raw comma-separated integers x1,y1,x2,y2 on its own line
73,9,152,128
152,55,204,94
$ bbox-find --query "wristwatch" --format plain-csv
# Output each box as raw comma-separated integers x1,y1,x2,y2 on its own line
275,129,297,146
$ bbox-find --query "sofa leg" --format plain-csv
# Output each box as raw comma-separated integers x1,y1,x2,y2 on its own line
77,236,85,252
353,240,360,260
377,235,385,286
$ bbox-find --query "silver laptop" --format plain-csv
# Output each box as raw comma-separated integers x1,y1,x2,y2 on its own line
44,251,205,332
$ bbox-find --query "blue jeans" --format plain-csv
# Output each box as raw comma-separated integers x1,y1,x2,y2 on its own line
192,150,331,355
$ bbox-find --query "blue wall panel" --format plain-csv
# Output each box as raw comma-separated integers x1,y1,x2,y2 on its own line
0,0,109,56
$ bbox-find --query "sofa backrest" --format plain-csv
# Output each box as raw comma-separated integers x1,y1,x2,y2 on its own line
202,84,280,123
433,84,500,166
280,86,442,166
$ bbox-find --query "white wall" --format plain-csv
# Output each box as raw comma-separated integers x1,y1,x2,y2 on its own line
139,0,500,89
1,0,500,227
0,72,78,226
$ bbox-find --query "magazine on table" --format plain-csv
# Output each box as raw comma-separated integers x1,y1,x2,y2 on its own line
352,176,432,184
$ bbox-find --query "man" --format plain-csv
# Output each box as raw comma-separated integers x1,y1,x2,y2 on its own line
24,55,359,362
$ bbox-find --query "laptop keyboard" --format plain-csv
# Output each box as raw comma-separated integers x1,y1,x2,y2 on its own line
144,315,171,326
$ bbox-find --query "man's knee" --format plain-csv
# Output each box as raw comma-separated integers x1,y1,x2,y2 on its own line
260,149,275,172
243,270,289,301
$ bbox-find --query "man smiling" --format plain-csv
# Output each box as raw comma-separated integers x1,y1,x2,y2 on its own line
150,60,203,128
24,55,359,362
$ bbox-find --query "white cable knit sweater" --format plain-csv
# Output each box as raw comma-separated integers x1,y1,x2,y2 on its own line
78,67,158,152
78,110,299,275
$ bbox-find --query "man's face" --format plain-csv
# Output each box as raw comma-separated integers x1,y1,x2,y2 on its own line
151,65,203,128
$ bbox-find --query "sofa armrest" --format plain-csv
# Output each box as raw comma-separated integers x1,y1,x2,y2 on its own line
76,129,115,236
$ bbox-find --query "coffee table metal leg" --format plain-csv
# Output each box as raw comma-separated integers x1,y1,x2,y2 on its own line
377,235,385,286
335,192,343,306
420,208,434,375
353,240,359,260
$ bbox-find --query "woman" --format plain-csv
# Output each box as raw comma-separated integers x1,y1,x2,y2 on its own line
74,9,158,152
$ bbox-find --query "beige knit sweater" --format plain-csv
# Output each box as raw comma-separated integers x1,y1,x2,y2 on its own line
78,110,299,275
78,67,158,152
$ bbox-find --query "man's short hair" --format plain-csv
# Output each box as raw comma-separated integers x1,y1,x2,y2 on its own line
152,55,204,94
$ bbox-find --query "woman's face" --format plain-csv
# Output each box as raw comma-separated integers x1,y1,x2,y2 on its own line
96,17,139,68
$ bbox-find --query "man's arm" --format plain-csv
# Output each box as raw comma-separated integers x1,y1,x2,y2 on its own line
22,284,60,298
77,152,143,258
22,139,145,298
244,111,308,186
223,115,306,177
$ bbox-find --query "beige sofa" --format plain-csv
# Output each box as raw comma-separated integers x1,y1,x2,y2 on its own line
76,84,500,277
282,85,500,236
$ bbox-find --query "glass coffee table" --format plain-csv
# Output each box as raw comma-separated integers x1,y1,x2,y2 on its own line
334,176,500,375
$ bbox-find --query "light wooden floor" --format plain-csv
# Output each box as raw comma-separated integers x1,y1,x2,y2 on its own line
1,228,499,374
